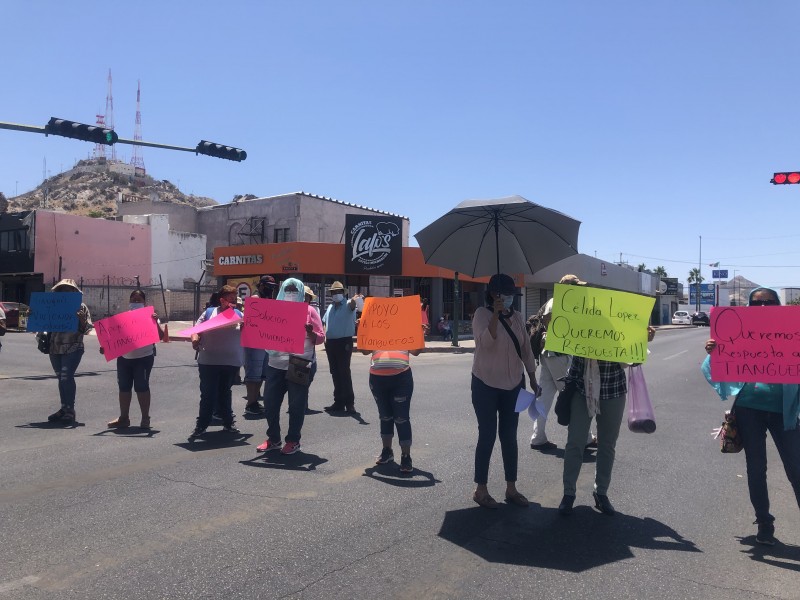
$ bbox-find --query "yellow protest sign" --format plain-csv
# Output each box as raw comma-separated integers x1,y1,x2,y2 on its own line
357,295,424,351
544,284,655,364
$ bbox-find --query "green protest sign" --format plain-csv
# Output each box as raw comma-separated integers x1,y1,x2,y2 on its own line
544,284,655,364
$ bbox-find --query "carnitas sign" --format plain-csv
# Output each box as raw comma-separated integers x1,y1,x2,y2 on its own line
345,214,402,275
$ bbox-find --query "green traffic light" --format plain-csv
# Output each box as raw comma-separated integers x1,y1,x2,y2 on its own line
106,131,113,143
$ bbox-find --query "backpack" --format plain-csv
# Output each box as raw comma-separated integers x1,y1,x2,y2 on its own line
526,309,547,364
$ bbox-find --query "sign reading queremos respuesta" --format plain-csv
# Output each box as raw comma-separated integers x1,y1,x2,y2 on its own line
345,214,402,274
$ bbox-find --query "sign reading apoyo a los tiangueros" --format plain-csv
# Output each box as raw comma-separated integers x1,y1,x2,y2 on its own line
345,214,402,274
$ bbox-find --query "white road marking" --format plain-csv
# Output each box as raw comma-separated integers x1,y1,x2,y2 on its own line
663,350,688,361
0,576,40,594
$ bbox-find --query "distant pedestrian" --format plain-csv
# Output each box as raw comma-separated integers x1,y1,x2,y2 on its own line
321,281,359,413
257,278,325,455
702,287,800,546
242,275,277,416
437,316,453,341
45,279,93,425
0,303,5,353
471,273,540,509
104,289,164,429
188,285,243,440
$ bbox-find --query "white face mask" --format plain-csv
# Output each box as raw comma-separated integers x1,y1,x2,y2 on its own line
332,293,345,303
283,292,300,302
129,302,145,310
501,295,514,309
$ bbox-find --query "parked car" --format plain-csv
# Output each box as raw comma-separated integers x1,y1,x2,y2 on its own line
692,311,710,326
672,310,691,325
0,301,29,329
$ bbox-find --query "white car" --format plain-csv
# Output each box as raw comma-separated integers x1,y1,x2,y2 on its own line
672,310,691,325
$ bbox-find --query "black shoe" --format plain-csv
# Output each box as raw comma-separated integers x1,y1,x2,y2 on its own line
585,436,598,450
188,427,206,441
345,405,357,414
223,424,240,434
558,494,576,516
399,454,413,473
755,521,776,546
531,441,558,451
60,407,76,423
48,407,66,422
593,492,616,516
376,447,394,465
244,403,264,416
324,403,345,413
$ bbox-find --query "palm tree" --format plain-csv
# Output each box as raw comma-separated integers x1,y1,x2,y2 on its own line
688,268,704,310
654,266,668,278
637,263,647,273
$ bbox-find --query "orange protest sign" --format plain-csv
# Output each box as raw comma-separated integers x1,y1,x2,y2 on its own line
357,295,424,351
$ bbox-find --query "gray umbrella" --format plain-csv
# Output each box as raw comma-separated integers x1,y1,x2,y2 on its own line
414,195,581,277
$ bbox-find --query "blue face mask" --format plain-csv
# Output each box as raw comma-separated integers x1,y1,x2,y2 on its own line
283,292,300,302
501,295,514,310
332,293,345,303
129,302,145,311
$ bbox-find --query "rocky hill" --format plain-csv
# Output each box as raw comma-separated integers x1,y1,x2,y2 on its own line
5,158,219,217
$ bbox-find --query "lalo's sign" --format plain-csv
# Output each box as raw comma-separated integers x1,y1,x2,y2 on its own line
345,214,402,274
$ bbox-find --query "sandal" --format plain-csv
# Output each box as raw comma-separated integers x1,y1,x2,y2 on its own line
140,417,151,429
505,491,530,507
107,416,130,428
473,492,500,509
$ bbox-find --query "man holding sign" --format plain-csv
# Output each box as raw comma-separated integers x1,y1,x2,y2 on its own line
546,277,655,517
321,281,359,414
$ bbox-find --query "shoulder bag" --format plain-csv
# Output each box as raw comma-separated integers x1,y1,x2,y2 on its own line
36,331,52,354
715,396,743,453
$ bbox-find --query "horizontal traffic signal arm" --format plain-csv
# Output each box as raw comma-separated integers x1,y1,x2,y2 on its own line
45,117,118,145
771,172,800,184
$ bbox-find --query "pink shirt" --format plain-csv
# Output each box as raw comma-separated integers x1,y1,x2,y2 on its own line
471,306,537,390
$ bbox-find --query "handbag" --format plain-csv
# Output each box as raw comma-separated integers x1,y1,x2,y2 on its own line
36,331,52,354
714,397,742,453
286,355,312,386
554,377,575,426
627,365,656,433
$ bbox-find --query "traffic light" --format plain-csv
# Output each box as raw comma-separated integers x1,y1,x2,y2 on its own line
771,171,800,185
45,117,118,145
195,140,247,162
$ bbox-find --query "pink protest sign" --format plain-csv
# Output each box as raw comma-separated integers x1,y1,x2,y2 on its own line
95,306,161,362
241,296,307,353
177,308,242,337
710,305,800,383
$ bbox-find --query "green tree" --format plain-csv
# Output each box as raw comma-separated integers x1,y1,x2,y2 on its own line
688,268,704,285
637,263,647,272
654,266,668,278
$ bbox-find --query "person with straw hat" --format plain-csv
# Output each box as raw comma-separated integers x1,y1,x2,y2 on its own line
321,281,359,413
44,279,93,424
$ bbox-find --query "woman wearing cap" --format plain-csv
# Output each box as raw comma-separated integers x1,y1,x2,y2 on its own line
45,279,93,424
471,273,541,508
257,278,326,455
103,289,164,429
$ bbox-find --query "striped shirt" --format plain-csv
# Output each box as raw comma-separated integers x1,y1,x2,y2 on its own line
369,350,411,376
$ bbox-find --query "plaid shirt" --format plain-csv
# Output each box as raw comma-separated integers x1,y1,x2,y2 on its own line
566,357,627,401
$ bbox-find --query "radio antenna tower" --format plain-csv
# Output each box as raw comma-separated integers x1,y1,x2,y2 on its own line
130,79,145,170
93,111,106,160
105,69,117,161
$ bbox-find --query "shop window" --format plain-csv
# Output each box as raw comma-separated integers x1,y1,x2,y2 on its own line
274,228,290,243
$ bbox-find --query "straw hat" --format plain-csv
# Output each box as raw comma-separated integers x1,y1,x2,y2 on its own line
304,285,317,300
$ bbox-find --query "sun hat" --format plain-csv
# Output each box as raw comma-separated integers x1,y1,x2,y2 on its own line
329,281,347,293
559,274,587,286
52,278,82,293
487,273,521,296
304,285,316,300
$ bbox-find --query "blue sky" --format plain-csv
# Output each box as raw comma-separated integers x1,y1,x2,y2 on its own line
3,1,800,290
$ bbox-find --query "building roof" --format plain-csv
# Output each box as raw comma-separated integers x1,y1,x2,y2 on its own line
198,191,407,220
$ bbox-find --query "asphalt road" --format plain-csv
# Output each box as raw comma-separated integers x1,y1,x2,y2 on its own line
0,328,798,600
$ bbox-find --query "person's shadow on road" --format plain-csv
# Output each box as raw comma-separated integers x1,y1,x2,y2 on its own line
93,427,159,438
363,464,442,488
174,431,253,452
739,536,800,572
438,504,700,572
240,451,328,472
16,421,86,430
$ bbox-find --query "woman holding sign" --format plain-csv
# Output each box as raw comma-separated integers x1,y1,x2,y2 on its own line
702,287,800,546
103,289,164,430
257,278,326,455
46,279,93,424
471,274,541,509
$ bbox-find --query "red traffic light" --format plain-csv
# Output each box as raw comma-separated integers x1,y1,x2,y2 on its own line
771,171,800,184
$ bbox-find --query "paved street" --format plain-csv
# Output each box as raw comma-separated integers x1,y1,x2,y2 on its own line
0,328,798,600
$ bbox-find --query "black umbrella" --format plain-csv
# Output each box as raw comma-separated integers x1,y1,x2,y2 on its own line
414,195,581,277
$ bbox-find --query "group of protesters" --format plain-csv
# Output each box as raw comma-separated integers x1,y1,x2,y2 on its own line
32,273,800,544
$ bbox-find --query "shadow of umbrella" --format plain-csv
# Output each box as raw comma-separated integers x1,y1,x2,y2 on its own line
414,195,580,277
438,505,699,572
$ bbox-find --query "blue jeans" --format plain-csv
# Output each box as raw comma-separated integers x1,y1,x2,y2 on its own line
369,369,413,446
197,364,238,429
471,374,522,485
49,350,84,408
264,365,309,443
736,406,800,524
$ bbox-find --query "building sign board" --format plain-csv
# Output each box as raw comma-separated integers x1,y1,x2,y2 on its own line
345,214,402,275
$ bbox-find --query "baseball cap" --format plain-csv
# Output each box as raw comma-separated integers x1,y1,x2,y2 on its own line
258,275,277,287
559,274,587,286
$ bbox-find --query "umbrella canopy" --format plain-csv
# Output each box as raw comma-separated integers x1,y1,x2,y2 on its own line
414,195,581,278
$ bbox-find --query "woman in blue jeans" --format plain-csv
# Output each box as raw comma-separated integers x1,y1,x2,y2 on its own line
46,279,93,424
703,287,800,546
471,274,540,509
